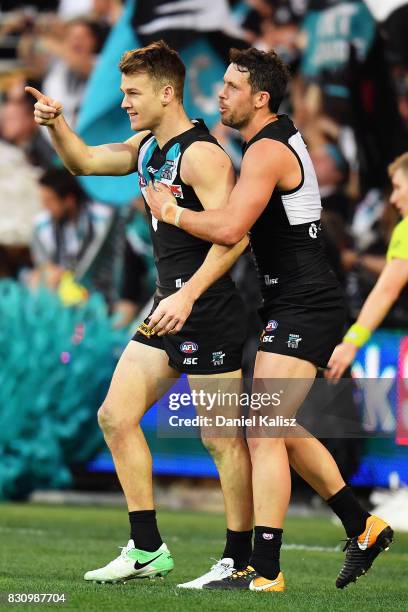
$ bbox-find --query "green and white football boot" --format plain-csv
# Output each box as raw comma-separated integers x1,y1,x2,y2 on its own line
84,540,174,583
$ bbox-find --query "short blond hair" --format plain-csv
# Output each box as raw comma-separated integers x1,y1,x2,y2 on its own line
388,152,408,178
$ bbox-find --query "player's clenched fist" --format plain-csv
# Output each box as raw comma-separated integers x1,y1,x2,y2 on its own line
25,86,63,126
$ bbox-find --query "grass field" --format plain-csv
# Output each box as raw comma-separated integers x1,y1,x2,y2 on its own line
1,503,407,611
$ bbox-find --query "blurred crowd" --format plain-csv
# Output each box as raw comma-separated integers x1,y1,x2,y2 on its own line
1,0,408,333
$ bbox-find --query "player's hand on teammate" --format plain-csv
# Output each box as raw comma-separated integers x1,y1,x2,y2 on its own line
25,86,63,126
147,290,194,336
325,342,358,380
146,181,179,224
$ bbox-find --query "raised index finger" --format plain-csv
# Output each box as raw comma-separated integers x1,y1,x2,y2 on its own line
25,86,46,102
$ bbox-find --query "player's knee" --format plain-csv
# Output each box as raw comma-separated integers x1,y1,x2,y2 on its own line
201,436,245,462
97,402,115,436
97,401,134,440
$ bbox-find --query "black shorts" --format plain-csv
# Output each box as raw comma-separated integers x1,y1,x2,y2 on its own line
258,282,347,369
133,288,247,374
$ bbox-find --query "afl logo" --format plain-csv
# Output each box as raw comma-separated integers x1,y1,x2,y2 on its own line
266,320,278,331
180,341,198,354
138,174,148,188
309,223,318,239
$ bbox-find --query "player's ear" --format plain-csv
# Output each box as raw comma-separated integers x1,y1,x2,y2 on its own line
254,90,270,110
161,84,175,106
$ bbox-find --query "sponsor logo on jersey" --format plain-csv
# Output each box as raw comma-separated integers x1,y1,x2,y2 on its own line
147,165,158,174
211,351,225,366
264,275,278,286
180,341,198,354
309,222,320,239
183,357,198,365
287,334,302,349
175,278,185,288
266,320,278,331
139,174,148,188
262,335,275,343
170,184,184,198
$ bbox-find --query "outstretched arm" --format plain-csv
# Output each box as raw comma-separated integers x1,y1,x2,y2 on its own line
326,258,408,379
25,86,146,176
146,139,285,245
147,141,248,336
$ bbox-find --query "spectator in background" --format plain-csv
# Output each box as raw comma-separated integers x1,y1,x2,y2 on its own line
0,141,42,279
310,141,350,221
19,17,105,128
41,18,105,127
249,0,303,66
0,91,56,170
28,168,122,306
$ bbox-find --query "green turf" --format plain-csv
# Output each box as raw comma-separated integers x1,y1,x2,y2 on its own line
0,503,407,611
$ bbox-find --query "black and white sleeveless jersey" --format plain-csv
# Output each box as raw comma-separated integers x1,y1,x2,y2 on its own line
243,115,336,296
137,120,234,294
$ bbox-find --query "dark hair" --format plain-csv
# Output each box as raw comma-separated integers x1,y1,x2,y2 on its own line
39,168,86,203
119,40,185,101
229,47,290,113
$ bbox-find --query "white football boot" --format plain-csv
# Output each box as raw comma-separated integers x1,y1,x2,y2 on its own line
177,558,235,589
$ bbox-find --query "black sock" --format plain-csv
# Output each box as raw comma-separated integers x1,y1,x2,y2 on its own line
327,486,370,538
249,526,283,580
128,510,163,552
222,529,253,570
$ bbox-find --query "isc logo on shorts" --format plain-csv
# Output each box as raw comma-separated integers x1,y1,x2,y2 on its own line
264,275,278,286
262,335,275,343
183,357,198,365
180,341,198,354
